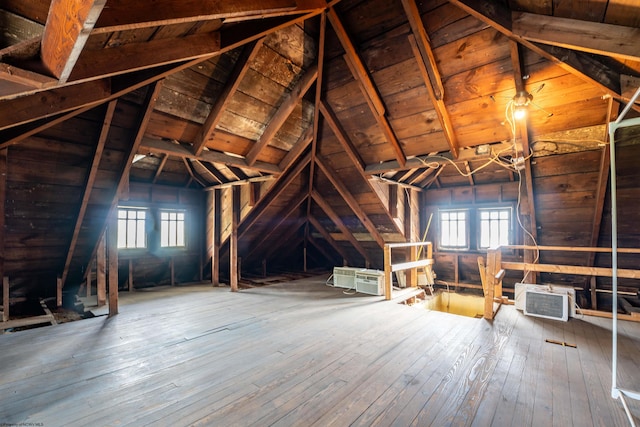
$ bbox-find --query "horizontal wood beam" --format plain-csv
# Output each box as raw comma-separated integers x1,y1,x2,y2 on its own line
364,141,518,175
512,12,640,62
69,32,221,81
501,262,640,280
140,138,281,175
93,0,325,33
0,79,111,132
40,0,107,82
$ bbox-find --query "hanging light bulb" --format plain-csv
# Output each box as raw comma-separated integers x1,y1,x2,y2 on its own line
514,106,527,120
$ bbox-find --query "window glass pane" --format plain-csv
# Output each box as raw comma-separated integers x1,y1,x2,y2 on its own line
440,209,467,249
117,208,147,249
479,208,511,249
160,210,185,248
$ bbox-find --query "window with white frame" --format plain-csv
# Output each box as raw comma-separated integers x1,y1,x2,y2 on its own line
160,210,185,248
117,208,147,249
479,207,512,249
439,209,468,249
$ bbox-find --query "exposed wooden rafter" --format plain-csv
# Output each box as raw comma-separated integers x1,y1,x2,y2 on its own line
61,100,116,286
512,12,640,62
319,100,365,171
244,190,308,262
245,64,318,166
193,39,265,156
93,0,325,33
82,81,164,283
140,138,280,175
308,214,352,264
310,189,372,266
237,152,311,241
327,7,407,167
402,0,459,158
448,0,629,105
0,79,111,132
280,125,313,172
307,11,326,218
315,157,386,249
69,32,221,81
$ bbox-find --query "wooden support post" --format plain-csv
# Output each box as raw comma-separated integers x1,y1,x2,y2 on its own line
86,264,92,298
2,276,8,322
454,253,460,288
384,245,392,300
230,186,240,292
97,233,106,306
303,245,308,273
590,276,598,310
409,245,417,288
170,257,175,286
212,188,221,286
107,222,118,317
262,259,267,278
484,249,501,319
57,277,63,308
128,259,133,292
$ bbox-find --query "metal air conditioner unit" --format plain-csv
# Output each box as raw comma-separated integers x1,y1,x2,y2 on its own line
333,267,362,289
355,269,384,296
524,287,570,322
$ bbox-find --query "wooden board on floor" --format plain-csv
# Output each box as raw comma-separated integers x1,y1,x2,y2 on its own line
0,275,638,426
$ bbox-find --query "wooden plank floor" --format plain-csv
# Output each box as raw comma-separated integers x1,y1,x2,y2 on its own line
1,275,640,426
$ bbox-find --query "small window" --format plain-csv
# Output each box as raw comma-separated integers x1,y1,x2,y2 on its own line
439,209,468,249
479,208,511,249
118,208,146,249
161,210,185,247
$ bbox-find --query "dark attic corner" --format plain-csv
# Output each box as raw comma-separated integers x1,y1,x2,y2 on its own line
1,0,640,425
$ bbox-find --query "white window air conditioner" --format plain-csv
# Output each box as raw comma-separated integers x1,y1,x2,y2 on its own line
523,285,572,322
333,267,362,289
355,269,384,296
